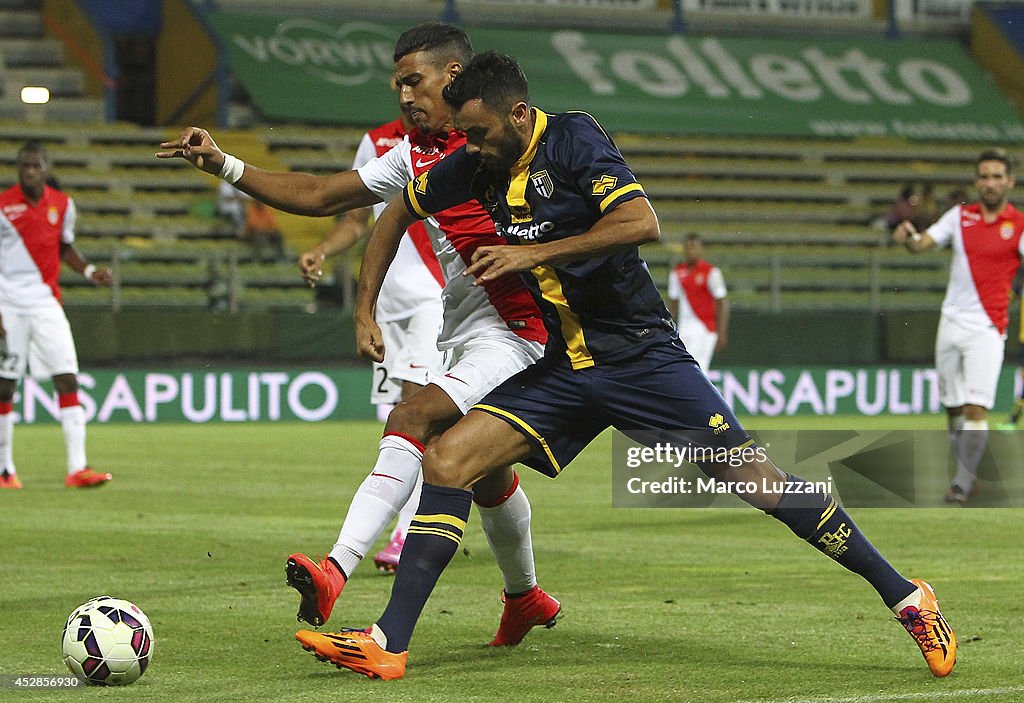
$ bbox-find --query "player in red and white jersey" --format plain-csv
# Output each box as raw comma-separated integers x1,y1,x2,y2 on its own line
667,233,729,371
0,141,113,490
158,23,559,646
894,148,1024,504
299,106,447,572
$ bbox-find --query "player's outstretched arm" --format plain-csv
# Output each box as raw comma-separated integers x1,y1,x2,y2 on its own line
892,219,936,253
353,198,419,362
299,208,372,286
466,196,659,283
156,126,380,217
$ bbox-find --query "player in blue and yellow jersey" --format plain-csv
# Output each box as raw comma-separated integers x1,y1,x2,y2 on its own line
295,52,957,682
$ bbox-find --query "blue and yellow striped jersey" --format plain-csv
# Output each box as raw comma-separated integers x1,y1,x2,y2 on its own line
403,108,677,370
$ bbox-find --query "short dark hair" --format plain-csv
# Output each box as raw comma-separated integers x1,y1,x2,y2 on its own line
393,22,473,66
18,139,48,163
976,147,1013,176
684,233,702,244
443,51,529,113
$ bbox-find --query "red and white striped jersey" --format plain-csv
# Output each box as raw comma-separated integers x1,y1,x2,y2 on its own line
0,184,75,310
355,120,444,323
357,129,545,350
667,259,727,333
927,202,1024,336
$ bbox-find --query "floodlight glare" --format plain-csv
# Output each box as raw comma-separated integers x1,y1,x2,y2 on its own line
21,86,50,104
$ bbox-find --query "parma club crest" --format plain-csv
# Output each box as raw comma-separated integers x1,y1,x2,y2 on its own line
530,170,554,199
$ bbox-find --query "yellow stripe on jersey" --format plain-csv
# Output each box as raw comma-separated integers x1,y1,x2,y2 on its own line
599,183,646,213
530,264,594,370
474,404,563,474
413,513,468,532
506,108,549,220
405,177,431,219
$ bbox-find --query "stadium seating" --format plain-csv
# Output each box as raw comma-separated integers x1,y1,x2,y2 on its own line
0,1,974,313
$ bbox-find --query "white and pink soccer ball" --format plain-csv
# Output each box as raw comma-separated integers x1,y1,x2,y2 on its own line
61,596,154,685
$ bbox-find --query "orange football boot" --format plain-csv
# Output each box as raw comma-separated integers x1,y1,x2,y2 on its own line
896,579,957,677
0,470,22,489
65,467,111,488
296,627,407,680
489,585,560,646
286,553,346,627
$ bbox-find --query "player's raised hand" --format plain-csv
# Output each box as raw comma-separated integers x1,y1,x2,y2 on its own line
464,244,538,284
155,126,225,175
299,249,325,287
892,220,917,245
354,313,385,363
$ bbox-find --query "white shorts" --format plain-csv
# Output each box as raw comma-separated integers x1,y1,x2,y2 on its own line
0,304,79,380
429,330,545,414
371,301,447,405
678,323,717,370
935,314,1004,409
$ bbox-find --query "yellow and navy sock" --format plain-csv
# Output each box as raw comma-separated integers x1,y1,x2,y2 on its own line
770,475,916,609
376,483,472,653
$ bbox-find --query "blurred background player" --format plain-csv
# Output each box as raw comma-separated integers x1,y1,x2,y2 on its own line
893,147,1024,504
997,266,1024,430
297,101,446,573
667,233,729,370
242,199,285,262
0,141,113,489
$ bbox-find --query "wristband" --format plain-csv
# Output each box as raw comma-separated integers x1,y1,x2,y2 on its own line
82,264,96,280
218,153,245,184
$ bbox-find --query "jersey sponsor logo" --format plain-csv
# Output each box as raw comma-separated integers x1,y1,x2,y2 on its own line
504,220,555,241
530,170,554,199
591,174,618,195
1000,221,1015,240
47,206,59,225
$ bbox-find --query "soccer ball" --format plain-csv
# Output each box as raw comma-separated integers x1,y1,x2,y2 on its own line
61,596,154,685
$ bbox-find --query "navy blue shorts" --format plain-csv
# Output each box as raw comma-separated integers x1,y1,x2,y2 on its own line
472,338,752,477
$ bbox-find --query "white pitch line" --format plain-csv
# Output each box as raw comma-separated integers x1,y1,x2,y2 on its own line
739,685,1024,703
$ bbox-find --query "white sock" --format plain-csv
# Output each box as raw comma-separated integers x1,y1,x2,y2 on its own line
330,433,423,578
947,414,964,450
60,404,87,474
477,476,536,595
952,419,988,492
391,473,422,542
0,410,15,474
890,586,923,615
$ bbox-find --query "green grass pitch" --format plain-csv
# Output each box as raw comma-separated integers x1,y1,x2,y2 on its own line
1,416,1021,702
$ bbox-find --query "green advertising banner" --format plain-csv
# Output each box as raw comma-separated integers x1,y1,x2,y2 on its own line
7,366,1016,424
205,12,1024,139
12,369,377,425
